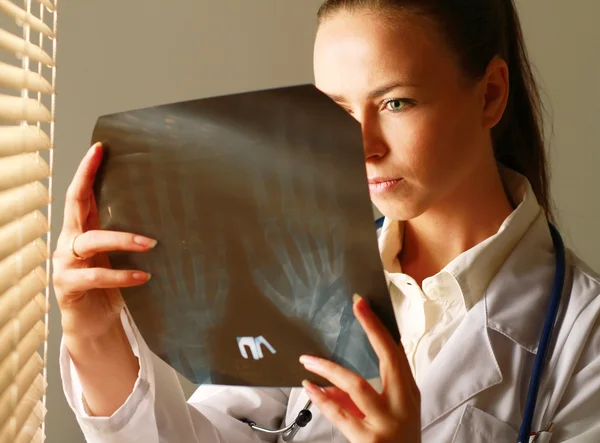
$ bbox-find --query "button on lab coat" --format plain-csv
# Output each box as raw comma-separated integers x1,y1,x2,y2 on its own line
61,211,600,442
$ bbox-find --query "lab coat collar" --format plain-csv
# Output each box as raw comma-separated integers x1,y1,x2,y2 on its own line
377,216,403,275
484,211,557,354
419,211,556,429
443,169,541,311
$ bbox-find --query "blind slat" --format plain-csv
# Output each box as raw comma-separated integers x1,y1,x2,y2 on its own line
0,211,48,262
0,322,45,398
0,268,46,331
0,239,48,296
0,384,45,443
0,126,51,158
18,426,44,443
35,0,55,12
0,294,46,367
0,353,42,412
0,62,54,93
0,94,52,122
0,181,50,228
14,405,45,443
0,0,55,38
0,153,50,193
0,28,54,66
0,361,43,429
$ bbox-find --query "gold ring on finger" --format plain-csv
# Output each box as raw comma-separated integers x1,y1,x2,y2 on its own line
70,234,88,260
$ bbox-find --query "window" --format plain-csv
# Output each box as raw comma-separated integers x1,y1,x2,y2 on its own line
0,0,57,441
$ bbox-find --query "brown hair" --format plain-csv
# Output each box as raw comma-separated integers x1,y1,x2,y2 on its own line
318,0,554,222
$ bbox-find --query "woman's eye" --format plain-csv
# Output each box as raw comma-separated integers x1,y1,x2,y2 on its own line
384,99,407,112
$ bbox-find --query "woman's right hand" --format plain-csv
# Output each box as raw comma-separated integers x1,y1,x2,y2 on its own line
53,142,157,341
53,142,158,416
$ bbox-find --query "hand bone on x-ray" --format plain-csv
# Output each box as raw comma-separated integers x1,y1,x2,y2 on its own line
238,150,349,352
131,156,229,374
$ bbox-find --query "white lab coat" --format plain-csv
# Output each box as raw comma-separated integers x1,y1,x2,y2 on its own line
61,211,600,442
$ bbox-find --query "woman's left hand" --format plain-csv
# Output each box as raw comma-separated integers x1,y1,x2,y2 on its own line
300,294,421,443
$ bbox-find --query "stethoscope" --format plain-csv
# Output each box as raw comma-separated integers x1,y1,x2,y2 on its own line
240,399,313,441
240,220,566,443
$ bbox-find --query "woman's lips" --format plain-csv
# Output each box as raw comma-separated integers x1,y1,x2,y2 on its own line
367,178,403,194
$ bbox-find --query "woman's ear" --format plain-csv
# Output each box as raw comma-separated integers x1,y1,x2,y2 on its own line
480,56,510,130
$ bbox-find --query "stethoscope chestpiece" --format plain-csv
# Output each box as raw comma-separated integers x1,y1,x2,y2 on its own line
282,406,313,442
295,408,313,427
240,399,313,442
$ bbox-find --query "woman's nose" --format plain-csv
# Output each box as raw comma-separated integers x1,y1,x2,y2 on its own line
359,112,388,161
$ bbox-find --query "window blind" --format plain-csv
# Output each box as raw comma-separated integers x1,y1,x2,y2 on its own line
0,0,57,442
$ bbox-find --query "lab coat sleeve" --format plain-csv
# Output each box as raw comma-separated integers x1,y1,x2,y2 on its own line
60,308,290,443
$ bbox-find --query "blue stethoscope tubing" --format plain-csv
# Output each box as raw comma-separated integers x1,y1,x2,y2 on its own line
517,222,566,442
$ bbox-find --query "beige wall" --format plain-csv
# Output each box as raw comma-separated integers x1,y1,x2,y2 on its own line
517,0,600,271
46,1,599,442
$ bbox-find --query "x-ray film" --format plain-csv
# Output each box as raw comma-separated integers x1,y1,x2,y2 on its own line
91,84,400,387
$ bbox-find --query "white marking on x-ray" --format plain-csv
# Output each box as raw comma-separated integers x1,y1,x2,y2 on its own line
237,336,277,360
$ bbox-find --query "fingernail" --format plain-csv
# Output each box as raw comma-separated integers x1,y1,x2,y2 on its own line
353,293,363,305
299,355,319,366
133,272,151,281
134,236,158,248
89,142,101,155
301,379,319,394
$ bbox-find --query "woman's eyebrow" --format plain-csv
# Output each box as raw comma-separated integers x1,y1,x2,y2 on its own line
367,81,417,99
325,92,348,103
325,81,418,103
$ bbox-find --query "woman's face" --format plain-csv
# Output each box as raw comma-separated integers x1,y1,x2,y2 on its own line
314,10,492,221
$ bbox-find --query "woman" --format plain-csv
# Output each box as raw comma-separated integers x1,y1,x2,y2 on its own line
55,0,600,442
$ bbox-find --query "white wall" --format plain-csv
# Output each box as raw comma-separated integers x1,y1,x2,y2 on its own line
46,1,599,442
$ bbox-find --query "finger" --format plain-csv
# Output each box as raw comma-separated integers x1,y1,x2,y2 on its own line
55,267,151,295
86,188,101,231
300,355,386,419
353,294,416,402
63,143,103,232
322,386,365,419
302,379,367,440
66,230,157,261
